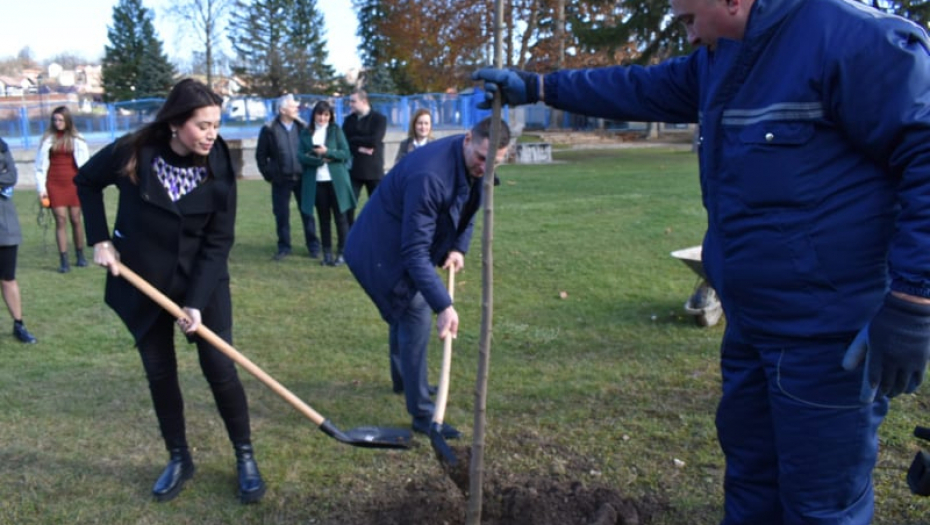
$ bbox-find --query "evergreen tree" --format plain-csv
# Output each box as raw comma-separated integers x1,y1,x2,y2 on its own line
287,0,336,92
571,0,689,65
102,0,176,102
363,63,397,94
229,0,290,97
570,0,927,67
229,0,336,97
352,0,415,93
136,22,177,98
352,0,389,70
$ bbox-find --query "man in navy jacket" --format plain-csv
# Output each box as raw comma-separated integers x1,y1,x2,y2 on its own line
344,117,511,437
475,0,930,523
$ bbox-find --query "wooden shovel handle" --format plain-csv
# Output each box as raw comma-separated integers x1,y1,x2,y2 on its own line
115,262,326,426
433,269,455,425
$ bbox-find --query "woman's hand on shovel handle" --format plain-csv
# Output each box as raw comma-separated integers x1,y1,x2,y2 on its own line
93,241,121,276
437,306,459,341
178,307,202,334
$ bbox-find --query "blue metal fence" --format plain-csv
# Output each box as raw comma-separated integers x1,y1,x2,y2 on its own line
0,90,502,150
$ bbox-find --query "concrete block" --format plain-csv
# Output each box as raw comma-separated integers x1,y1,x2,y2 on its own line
515,142,552,164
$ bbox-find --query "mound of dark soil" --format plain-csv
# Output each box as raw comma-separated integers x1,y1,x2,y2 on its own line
338,461,666,525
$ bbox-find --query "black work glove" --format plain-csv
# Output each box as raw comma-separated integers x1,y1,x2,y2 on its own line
471,68,540,109
843,293,930,402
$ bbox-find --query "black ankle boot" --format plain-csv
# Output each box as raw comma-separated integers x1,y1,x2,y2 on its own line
152,448,195,502
321,251,334,266
234,443,266,503
75,249,87,267
58,252,70,274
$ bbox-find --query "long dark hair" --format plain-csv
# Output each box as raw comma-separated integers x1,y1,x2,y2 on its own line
309,100,335,134
42,106,82,152
119,78,223,182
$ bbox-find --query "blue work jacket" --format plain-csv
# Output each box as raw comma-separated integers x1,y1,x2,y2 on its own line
544,0,930,340
344,134,479,323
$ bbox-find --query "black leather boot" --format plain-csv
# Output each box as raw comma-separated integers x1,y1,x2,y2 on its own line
58,252,70,274
321,251,334,266
152,448,195,502
75,249,87,267
234,443,266,503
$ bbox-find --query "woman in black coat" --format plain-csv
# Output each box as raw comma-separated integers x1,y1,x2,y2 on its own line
74,79,265,504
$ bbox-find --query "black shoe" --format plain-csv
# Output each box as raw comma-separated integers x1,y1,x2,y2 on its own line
12,323,36,344
152,448,195,502
321,252,334,266
272,250,290,261
234,444,266,504
412,419,461,440
75,249,88,267
58,253,70,273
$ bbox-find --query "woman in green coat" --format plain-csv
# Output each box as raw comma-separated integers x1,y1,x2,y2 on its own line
298,100,356,266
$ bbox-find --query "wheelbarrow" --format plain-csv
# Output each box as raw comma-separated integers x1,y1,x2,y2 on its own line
670,246,723,327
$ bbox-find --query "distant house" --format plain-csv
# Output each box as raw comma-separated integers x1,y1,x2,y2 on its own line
0,76,28,97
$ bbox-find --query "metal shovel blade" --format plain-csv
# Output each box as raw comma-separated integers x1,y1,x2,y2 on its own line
429,423,458,465
320,420,413,449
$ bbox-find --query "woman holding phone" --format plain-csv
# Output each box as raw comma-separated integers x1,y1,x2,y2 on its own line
298,100,356,266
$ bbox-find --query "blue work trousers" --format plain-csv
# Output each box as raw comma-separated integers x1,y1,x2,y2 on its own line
716,330,888,525
389,292,435,423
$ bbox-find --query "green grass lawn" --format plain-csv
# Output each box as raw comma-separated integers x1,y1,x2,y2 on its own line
1,146,928,524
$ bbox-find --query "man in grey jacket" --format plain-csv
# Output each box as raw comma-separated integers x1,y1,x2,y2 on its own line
256,94,320,260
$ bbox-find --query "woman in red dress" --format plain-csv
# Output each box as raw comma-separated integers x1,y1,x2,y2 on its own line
35,106,90,273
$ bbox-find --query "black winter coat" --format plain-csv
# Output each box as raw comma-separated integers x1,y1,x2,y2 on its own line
75,137,237,343
342,110,387,181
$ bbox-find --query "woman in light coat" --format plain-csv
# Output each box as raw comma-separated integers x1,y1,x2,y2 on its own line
35,106,90,272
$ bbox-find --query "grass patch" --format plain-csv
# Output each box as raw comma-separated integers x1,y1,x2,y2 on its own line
1,146,927,523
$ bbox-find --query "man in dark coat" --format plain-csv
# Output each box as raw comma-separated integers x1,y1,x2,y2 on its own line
343,117,511,437
256,94,320,260
342,89,387,226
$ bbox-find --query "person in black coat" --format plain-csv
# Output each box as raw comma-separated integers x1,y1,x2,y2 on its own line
342,89,387,226
74,79,265,504
255,94,321,260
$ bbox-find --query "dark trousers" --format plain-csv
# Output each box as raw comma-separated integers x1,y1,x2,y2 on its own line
315,181,348,254
346,178,380,227
388,292,434,424
137,310,252,451
272,178,319,255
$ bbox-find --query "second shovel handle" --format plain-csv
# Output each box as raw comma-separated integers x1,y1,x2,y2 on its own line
433,269,456,424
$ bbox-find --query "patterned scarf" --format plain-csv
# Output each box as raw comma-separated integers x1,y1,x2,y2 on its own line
153,155,207,202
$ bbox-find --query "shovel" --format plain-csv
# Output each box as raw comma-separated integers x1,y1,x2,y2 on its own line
430,268,459,465
115,261,412,449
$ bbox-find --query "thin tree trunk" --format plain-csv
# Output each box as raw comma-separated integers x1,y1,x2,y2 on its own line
465,0,503,523
549,0,565,129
